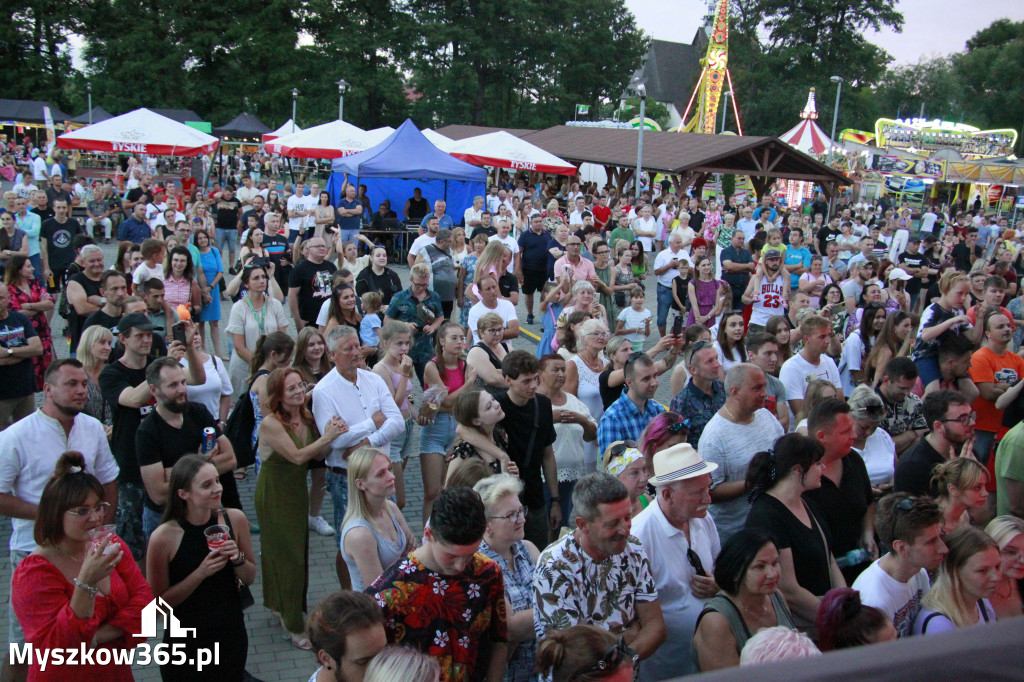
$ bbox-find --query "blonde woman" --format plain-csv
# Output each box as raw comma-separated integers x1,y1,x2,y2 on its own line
932,458,989,536
76,324,114,436
984,515,1024,620
365,646,439,682
913,525,1000,634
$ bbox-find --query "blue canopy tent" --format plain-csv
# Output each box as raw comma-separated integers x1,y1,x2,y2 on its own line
326,119,486,228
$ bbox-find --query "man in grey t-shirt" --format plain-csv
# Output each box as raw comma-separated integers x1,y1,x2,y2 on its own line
698,364,785,542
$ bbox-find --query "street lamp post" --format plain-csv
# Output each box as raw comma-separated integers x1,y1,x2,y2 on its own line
291,88,299,133
336,78,349,121
829,76,843,165
86,82,92,125
635,82,646,201
720,90,733,134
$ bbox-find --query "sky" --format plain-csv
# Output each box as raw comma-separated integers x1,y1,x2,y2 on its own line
624,0,1024,65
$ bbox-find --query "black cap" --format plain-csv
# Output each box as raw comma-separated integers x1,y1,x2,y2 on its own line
763,250,783,259
922,234,938,244
116,312,156,334
908,235,922,243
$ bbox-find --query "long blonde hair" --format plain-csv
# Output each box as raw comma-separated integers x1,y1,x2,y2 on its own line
473,241,507,287
921,525,998,628
342,447,391,529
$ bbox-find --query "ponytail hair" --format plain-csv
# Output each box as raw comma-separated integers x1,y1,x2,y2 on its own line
745,433,823,502
534,625,619,682
815,587,892,651
35,452,105,546
248,331,295,380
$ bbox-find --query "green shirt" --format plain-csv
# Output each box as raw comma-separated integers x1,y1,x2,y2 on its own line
996,421,1024,516
608,226,635,246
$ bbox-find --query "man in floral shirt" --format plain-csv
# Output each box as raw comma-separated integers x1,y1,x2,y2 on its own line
533,472,666,663
876,357,928,455
368,486,507,682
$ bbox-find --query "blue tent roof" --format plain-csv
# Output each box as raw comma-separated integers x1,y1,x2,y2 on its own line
331,119,486,182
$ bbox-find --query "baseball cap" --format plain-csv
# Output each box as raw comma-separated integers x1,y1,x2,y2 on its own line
888,267,913,281
116,312,156,334
763,250,782,259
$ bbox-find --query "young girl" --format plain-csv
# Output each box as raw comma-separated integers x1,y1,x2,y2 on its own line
839,304,886,395
372,322,417,510
615,286,652,351
912,270,983,391
765,315,793,369
359,291,383,365
686,255,728,328
866,311,915,387
715,310,746,372
760,228,787,261
630,240,647,281
418,322,477,526
613,244,636,310
536,276,572,357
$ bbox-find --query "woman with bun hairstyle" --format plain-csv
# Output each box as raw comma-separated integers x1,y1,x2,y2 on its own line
534,624,637,682
13,452,152,681
932,457,989,536
815,587,896,651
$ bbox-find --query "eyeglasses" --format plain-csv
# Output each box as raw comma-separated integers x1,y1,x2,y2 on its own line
687,548,707,577
66,502,111,518
887,497,916,547
483,328,503,335
941,411,977,426
1001,546,1024,563
588,331,610,339
578,637,638,676
411,281,429,288
488,507,526,523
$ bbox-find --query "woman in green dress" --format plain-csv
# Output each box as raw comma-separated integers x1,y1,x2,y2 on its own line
255,367,345,649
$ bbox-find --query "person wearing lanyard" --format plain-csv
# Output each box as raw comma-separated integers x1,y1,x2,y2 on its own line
225,264,290,398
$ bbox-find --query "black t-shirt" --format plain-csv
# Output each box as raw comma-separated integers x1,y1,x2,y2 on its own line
802,451,873,580
288,258,337,324
31,206,54,222
67,272,103,350
497,392,556,509
470,226,497,240
817,227,843,255
45,188,73,207
599,367,625,411
407,196,429,222
0,310,38,400
126,187,153,208
897,250,926,295
688,210,705,233
746,494,834,597
356,266,403,306
99,360,155,483
82,309,122,335
135,402,235,510
214,197,242,232
498,272,520,300
894,437,946,496
952,243,980,272
40,217,83,272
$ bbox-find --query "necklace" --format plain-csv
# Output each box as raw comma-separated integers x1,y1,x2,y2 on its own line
737,595,770,620
55,544,85,563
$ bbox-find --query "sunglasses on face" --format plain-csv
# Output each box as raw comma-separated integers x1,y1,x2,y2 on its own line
578,637,638,676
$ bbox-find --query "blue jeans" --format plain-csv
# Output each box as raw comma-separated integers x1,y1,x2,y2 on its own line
656,284,674,329
326,469,349,533
142,504,163,543
29,254,42,281
339,228,361,244
544,479,576,528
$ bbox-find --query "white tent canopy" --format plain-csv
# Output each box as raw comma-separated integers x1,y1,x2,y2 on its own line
265,119,379,159
57,108,218,156
421,129,455,152
448,130,577,175
262,119,302,142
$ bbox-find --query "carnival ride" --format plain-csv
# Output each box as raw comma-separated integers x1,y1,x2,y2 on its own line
678,0,743,135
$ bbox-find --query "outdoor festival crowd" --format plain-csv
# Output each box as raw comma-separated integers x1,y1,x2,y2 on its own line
3,151,1024,682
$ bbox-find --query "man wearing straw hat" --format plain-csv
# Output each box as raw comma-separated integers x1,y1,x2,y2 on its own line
632,443,720,680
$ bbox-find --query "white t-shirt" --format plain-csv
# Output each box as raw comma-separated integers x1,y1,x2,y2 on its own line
408,233,436,261
839,329,866,396
133,261,165,286
653,247,691,288
779,351,843,426
302,194,318,228
856,427,897,485
714,340,744,373
488,234,519,272
467,298,517,346
181,354,233,419
551,392,595,483
617,306,652,346
32,156,48,180
852,558,930,638
633,216,658,251
920,211,938,234
286,194,306,233
463,207,482,227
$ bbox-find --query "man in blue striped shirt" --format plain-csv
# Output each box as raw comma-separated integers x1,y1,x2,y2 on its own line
598,353,666,456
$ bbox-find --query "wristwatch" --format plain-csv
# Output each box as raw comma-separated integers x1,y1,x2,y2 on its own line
232,551,247,567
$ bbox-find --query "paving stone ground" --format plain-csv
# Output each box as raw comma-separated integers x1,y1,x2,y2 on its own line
0,241,677,681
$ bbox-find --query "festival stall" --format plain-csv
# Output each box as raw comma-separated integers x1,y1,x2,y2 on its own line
265,119,372,159
56,108,219,156
448,130,577,176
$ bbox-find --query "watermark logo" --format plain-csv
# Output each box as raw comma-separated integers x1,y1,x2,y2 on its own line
137,596,197,639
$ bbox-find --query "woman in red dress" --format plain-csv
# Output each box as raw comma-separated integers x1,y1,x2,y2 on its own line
12,451,152,681
5,254,53,390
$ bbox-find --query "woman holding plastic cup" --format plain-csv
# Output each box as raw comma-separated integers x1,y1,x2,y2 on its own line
12,451,151,682
146,454,256,680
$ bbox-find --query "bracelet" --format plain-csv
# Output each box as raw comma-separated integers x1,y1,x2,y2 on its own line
231,552,247,567
73,578,99,596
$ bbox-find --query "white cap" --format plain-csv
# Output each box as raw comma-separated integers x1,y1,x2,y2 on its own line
888,267,912,281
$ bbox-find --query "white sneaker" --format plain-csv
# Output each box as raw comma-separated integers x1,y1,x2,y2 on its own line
309,515,335,536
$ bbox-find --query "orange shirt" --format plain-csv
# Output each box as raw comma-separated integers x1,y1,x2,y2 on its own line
969,345,1024,436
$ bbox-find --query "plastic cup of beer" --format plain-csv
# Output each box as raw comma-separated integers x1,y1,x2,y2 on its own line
204,525,231,552
88,524,118,555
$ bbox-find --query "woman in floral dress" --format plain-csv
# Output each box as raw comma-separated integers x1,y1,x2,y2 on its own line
5,254,53,390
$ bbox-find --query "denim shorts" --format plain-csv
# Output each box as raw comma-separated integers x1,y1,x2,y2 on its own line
915,355,941,388
390,417,416,463
419,412,456,455
339,228,361,244
326,468,349,533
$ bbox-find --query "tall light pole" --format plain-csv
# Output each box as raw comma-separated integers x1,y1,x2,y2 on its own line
634,82,646,201
720,90,733,134
291,88,299,133
336,78,349,121
86,82,93,125
829,76,843,165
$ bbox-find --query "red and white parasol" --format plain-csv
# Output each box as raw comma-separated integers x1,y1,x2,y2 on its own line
57,108,218,156
448,131,577,175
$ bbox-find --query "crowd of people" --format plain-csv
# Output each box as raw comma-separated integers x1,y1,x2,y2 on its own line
1,158,1024,682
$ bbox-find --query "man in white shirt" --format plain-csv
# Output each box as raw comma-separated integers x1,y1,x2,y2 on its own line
286,181,309,238
467,275,519,345
31,150,48,187
735,207,757,237
312,325,403,582
407,215,439,267
779,314,844,424
303,182,321,232
852,494,945,638
235,175,259,206
920,207,938,235
632,204,658,254
632,443,719,680
486,186,501,215
568,196,587,226
652,233,691,336
0,359,119,653
463,195,484,229
488,219,520,274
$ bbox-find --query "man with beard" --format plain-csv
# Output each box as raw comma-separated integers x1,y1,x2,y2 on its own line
136,357,237,540
82,269,128,333
742,249,789,333
0,358,120,681
533,472,666,662
99,313,206,559
894,390,977,496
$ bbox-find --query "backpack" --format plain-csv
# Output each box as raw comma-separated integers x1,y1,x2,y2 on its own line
57,262,84,320
224,370,268,469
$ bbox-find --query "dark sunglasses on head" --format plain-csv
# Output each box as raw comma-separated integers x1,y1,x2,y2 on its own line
608,440,639,459
578,637,638,676
668,418,691,435
887,497,916,548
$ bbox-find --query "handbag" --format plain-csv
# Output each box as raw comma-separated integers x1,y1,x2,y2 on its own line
219,509,254,610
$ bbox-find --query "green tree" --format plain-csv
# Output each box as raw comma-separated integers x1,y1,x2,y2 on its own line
874,57,965,123
954,19,1024,143
0,1,86,109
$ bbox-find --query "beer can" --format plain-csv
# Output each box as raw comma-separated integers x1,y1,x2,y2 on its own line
202,426,216,454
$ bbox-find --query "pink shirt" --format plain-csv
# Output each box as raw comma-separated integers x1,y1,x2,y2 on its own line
554,255,597,283
163,275,192,309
